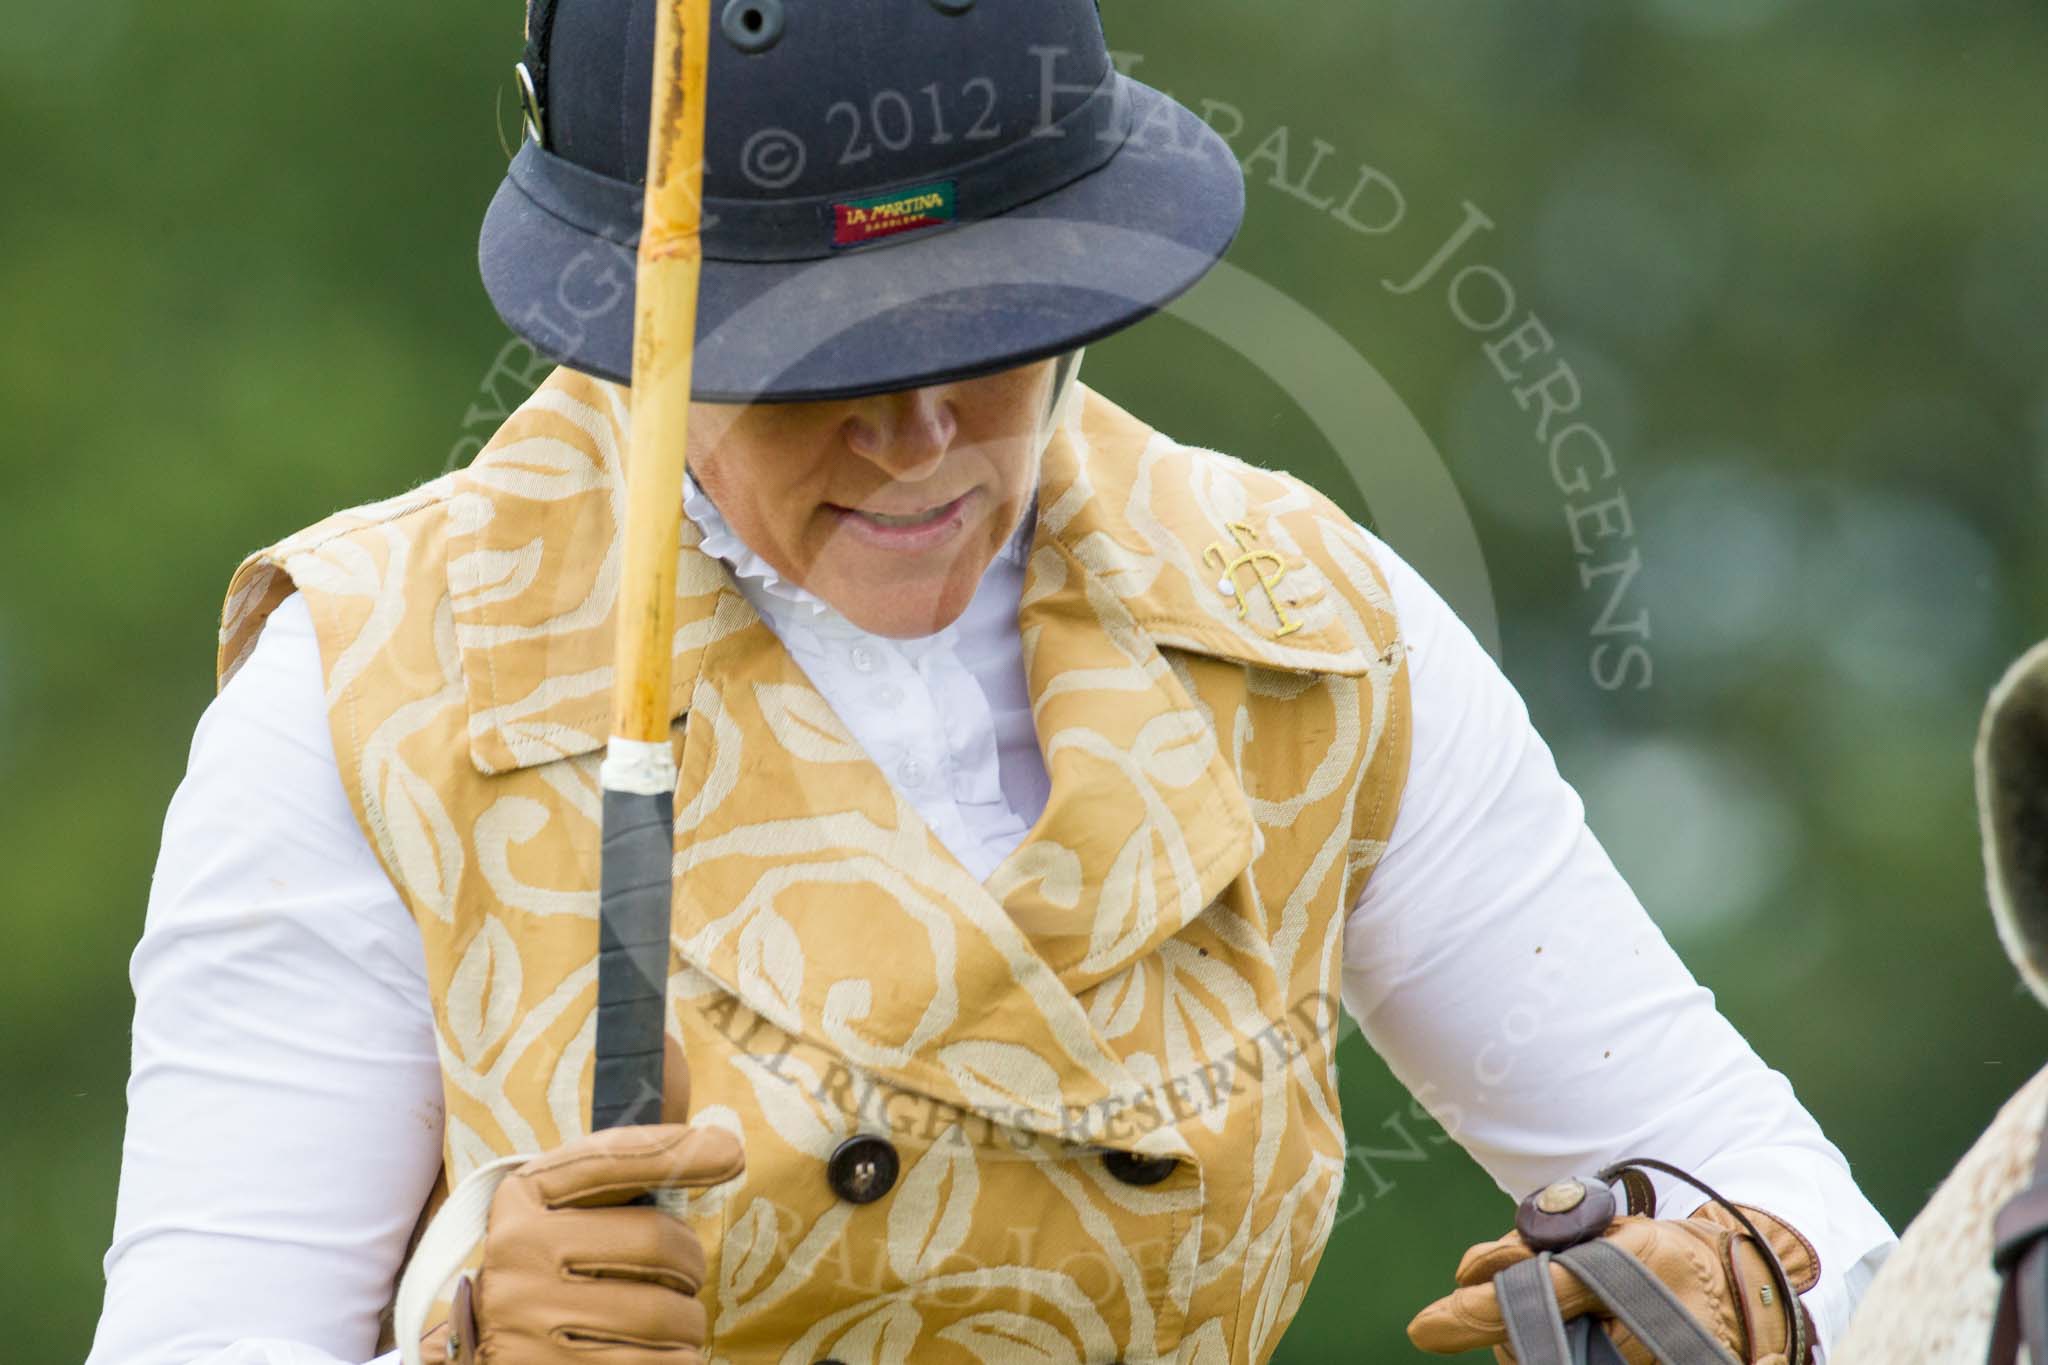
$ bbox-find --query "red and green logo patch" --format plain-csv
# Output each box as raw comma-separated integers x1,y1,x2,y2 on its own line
832,180,957,248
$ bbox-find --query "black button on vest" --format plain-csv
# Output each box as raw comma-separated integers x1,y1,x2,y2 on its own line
1101,1149,1177,1186
826,1134,900,1204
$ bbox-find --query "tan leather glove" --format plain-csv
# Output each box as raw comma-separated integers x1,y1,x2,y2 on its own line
1406,1204,1820,1365
442,1039,743,1364
445,1122,745,1365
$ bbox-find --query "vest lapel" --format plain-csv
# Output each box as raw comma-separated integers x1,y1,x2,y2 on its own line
987,517,1257,996
987,390,1381,994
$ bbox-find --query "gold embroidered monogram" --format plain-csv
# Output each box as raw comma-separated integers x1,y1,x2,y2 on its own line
219,368,1412,1363
1202,522,1305,640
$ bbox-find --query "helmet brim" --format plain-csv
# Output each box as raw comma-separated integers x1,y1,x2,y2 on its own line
477,76,1245,403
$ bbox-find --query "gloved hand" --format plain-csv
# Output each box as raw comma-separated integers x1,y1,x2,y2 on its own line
1406,1203,1820,1365
442,1122,745,1364
435,1035,745,1365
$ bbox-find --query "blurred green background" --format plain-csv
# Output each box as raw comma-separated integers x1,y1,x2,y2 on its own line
5,2,2047,1360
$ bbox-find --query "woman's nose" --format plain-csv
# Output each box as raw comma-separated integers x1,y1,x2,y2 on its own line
843,386,958,479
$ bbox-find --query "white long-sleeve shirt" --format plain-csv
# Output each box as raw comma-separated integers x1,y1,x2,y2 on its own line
87,480,1895,1365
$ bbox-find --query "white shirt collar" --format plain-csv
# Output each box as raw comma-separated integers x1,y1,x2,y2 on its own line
682,471,1037,639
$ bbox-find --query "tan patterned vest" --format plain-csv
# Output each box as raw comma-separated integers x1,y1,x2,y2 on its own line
219,367,1411,1364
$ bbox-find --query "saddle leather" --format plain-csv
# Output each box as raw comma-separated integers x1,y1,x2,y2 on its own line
1986,1129,2048,1364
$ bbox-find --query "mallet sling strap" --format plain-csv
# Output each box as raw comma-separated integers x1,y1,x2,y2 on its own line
1497,1246,1738,1365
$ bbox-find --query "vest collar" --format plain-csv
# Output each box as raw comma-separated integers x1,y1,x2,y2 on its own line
450,366,1373,777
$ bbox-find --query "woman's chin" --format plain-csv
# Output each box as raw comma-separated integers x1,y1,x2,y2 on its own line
805,526,997,636
832,588,977,640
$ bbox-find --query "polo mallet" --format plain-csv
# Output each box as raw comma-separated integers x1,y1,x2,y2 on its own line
592,0,715,1135
390,6,713,1357
1495,1160,1809,1365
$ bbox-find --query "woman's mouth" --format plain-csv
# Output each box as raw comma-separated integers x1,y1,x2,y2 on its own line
855,503,955,527
827,490,977,551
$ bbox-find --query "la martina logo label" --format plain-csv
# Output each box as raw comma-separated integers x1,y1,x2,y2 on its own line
832,180,957,248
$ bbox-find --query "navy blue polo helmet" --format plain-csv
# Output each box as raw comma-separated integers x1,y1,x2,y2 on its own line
479,0,1246,401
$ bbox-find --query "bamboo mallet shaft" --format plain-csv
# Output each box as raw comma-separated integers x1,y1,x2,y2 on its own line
613,0,712,748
